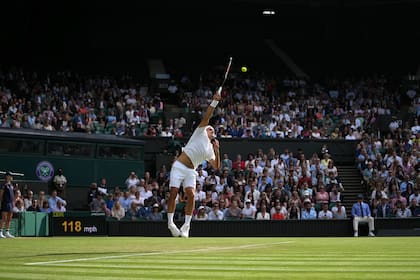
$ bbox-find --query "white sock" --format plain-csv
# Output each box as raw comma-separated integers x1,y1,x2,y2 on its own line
167,213,174,224
184,215,192,225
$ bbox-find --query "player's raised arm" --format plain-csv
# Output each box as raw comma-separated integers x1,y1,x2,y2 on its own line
198,91,222,128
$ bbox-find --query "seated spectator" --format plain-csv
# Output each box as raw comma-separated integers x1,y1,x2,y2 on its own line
12,199,26,213
223,200,242,220
271,205,286,220
390,190,407,210
411,201,420,217
409,188,420,205
374,195,392,218
26,199,40,212
314,185,330,211
40,200,52,213
256,205,270,220
362,161,375,186
270,199,288,217
147,203,163,221
370,182,387,203
218,199,228,213
288,190,302,209
131,190,145,208
126,201,142,221
98,201,111,217
111,201,125,220
194,183,206,204
106,193,116,210
90,192,105,212
241,199,256,219
24,190,34,210
194,206,209,221
208,202,224,221
48,190,67,211
287,205,301,220
52,200,66,212
119,191,132,212
301,199,317,220
331,200,347,219
125,171,140,189
328,183,342,208
370,189,384,217
395,201,412,218
317,202,333,219
221,154,233,171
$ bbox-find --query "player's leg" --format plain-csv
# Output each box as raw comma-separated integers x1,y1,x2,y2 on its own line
4,212,14,238
167,187,181,237
180,187,194,238
167,164,183,237
180,173,196,238
0,211,5,238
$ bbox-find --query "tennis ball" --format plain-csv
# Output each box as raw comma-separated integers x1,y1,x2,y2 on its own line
241,66,247,73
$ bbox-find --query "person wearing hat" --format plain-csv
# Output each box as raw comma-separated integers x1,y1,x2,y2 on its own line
194,205,208,221
147,203,163,221
351,194,375,237
241,199,256,219
301,199,317,220
0,171,15,238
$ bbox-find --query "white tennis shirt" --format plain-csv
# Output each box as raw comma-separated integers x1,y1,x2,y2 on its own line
183,126,215,169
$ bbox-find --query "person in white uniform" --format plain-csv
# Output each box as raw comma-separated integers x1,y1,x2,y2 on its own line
167,91,221,238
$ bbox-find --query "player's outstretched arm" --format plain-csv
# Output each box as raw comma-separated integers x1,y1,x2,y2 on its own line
198,91,221,128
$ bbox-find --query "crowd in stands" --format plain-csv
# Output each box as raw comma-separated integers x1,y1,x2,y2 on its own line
357,112,420,218
7,144,350,221
10,188,67,214
1,65,420,221
0,65,410,141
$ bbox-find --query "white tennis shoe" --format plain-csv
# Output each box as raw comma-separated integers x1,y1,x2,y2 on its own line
168,223,180,237
180,224,190,238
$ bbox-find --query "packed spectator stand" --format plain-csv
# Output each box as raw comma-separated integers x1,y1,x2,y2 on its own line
1,65,419,222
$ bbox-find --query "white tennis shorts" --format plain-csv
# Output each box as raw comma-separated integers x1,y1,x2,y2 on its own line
169,160,197,189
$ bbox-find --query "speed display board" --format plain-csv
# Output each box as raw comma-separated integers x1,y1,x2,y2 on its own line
51,214,107,236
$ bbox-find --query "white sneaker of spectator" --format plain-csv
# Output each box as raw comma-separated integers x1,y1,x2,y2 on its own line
5,231,15,238
0,231,5,238
368,231,375,237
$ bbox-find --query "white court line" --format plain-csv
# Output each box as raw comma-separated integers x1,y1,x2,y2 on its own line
24,241,295,266
28,264,420,273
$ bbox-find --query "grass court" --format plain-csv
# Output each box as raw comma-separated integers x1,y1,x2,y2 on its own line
0,236,419,279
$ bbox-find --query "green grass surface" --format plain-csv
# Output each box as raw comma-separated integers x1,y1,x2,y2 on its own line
0,237,419,279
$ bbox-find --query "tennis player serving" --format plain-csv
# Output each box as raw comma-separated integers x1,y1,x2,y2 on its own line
167,91,222,238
